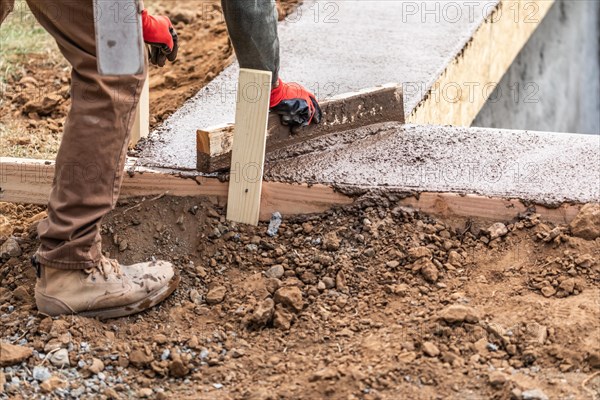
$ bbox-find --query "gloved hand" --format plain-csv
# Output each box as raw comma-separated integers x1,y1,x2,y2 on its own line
270,79,322,127
141,10,179,67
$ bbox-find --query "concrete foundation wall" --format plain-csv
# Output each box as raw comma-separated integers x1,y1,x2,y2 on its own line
473,0,600,134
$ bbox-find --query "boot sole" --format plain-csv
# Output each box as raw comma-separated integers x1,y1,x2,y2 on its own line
78,273,181,320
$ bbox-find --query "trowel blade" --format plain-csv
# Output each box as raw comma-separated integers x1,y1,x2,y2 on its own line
94,0,145,76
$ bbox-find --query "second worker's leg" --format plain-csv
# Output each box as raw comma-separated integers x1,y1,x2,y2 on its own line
221,0,280,87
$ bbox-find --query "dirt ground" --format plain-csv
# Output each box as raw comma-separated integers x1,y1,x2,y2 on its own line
0,0,299,158
1,196,599,399
1,0,599,399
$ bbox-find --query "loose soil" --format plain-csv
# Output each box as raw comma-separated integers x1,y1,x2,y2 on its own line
1,197,599,399
0,0,299,158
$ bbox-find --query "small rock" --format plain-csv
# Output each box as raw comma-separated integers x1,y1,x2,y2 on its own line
309,367,337,381
422,341,440,357
206,286,227,305
323,232,341,251
138,388,154,398
170,8,196,24
265,265,285,279
322,277,335,289
558,278,575,294
408,246,431,260
420,260,439,283
88,358,104,374
23,94,62,116
447,250,463,267
274,286,304,312
231,348,246,358
266,212,282,237
265,278,281,294
32,366,52,382
569,203,600,240
541,286,556,297
486,222,509,239
129,349,153,367
104,387,119,399
0,237,22,258
163,72,178,87
0,342,33,366
302,222,314,233
40,376,66,393
363,248,375,257
438,304,480,324
587,351,600,368
11,285,31,302
317,281,326,291
0,371,5,394
49,348,70,367
522,388,549,400
245,298,275,328
273,304,294,330
169,359,189,377
189,289,202,304
335,270,348,293
195,265,208,278
153,334,168,344
0,215,13,237
386,260,400,268
488,371,507,387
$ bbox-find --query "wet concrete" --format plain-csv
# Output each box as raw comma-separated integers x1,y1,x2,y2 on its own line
138,0,498,170
264,123,600,205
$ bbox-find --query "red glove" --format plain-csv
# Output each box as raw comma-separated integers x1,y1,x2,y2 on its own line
270,79,322,127
141,10,178,67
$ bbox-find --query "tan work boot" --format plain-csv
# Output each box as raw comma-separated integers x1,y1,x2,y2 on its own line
34,255,180,319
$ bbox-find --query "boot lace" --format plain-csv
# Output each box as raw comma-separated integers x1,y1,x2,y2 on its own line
85,256,123,280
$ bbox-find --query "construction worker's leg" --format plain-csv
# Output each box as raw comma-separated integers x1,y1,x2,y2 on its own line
25,0,146,269
0,0,14,24
221,0,280,86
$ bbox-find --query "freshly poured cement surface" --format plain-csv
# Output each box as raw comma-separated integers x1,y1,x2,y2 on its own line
265,123,600,204
139,0,498,170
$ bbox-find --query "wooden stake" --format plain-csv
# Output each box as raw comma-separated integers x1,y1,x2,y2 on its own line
131,74,150,146
226,69,272,225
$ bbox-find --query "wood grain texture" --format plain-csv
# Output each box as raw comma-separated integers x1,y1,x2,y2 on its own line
226,69,272,225
197,84,404,172
131,75,150,146
0,157,353,221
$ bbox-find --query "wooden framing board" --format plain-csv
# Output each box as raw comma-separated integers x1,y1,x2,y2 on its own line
0,157,584,225
197,84,404,172
0,157,352,221
408,0,555,126
130,74,150,146
226,69,272,225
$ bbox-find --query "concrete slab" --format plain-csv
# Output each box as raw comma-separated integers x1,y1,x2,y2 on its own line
138,0,502,170
264,123,600,205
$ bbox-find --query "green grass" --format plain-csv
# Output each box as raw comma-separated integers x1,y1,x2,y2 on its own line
0,0,60,83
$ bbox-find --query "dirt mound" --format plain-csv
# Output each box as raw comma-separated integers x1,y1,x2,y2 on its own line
1,196,598,399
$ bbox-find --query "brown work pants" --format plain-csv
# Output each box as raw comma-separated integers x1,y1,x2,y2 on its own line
1,0,146,269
